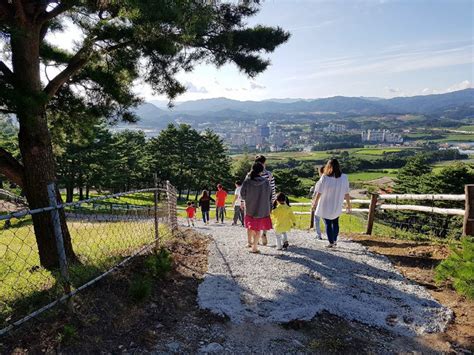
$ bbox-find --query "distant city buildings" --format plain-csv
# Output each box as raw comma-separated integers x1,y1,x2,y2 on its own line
323,123,346,133
361,129,403,144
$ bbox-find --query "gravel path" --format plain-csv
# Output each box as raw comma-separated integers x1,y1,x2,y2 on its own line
196,224,452,337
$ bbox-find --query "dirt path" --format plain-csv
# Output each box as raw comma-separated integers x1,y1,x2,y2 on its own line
197,224,452,337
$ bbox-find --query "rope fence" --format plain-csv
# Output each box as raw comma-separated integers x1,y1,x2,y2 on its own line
0,181,178,336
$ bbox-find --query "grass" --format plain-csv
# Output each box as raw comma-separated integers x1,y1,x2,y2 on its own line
0,215,170,328
350,147,404,155
457,125,474,132
348,170,398,182
60,192,155,207
437,133,474,142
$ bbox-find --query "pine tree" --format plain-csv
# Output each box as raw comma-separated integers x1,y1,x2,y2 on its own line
0,1,289,268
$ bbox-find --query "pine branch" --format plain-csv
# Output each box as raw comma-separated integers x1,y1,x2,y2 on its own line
43,45,91,99
0,147,24,188
0,108,16,114
38,1,74,23
0,60,13,83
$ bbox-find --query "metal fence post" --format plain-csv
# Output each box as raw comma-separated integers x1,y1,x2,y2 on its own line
47,183,71,293
153,173,160,250
166,180,178,232
463,184,474,236
366,193,379,235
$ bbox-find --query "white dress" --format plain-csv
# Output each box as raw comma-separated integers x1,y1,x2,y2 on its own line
314,174,350,220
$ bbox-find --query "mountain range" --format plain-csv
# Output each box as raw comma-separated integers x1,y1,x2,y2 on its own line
128,88,474,131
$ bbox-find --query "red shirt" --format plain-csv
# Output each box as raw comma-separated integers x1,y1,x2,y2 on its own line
186,206,196,218
216,190,228,207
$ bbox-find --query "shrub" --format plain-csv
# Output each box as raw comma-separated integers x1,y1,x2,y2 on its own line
59,324,77,344
435,237,474,299
144,248,173,279
128,276,153,302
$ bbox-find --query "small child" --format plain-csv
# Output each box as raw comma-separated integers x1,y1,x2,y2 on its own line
270,192,296,250
185,201,196,227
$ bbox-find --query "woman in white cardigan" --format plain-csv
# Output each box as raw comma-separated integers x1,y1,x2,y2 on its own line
311,159,352,248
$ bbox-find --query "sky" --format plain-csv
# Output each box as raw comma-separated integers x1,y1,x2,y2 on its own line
48,0,474,102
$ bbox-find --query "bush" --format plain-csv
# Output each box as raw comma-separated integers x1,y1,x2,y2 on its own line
144,248,173,279
128,276,153,302
435,237,474,299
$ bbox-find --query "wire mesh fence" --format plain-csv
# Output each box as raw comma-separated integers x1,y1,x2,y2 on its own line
0,183,178,336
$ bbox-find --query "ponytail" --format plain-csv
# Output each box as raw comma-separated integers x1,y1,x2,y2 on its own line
250,162,264,180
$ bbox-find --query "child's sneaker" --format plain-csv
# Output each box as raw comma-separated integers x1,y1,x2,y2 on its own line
282,241,289,250
316,235,323,240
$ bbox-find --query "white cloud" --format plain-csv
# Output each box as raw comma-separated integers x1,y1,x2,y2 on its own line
185,81,208,93
250,82,266,90
288,42,474,81
445,80,472,93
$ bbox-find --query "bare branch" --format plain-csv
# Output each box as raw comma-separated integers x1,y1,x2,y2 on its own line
0,147,24,188
43,46,91,99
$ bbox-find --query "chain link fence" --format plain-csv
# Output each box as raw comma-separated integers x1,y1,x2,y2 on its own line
0,182,178,336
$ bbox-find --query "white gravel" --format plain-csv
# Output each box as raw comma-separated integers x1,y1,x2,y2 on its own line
196,223,453,337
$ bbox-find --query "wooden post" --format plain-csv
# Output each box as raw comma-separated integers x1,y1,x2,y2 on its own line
366,193,379,235
463,184,474,236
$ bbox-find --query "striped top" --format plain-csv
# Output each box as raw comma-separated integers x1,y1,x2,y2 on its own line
262,169,277,202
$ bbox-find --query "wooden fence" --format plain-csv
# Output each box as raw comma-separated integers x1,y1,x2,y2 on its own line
294,184,473,237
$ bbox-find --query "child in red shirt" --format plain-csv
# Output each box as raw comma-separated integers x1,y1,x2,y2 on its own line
186,201,196,227
215,184,228,224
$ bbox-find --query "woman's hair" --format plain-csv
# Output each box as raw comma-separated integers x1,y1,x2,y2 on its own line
276,192,286,203
324,158,342,178
200,190,209,199
255,155,266,164
249,162,264,179
318,166,325,174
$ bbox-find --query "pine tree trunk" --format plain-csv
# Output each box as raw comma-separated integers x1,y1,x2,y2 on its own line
12,23,77,270
79,187,84,200
66,184,74,203
86,186,90,199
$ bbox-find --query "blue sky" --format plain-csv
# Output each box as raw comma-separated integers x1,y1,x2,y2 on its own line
142,0,473,102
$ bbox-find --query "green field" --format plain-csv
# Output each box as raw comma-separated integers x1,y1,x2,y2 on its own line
437,133,474,142
457,126,474,132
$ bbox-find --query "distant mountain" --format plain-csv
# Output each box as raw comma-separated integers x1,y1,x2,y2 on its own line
127,89,474,133
168,89,473,116
383,89,474,114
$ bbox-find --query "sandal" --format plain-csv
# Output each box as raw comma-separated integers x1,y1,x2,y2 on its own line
249,250,261,254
